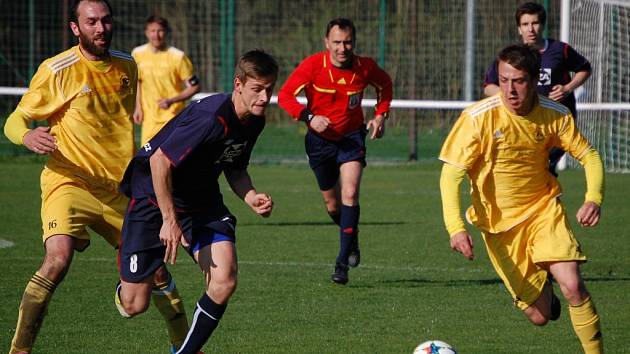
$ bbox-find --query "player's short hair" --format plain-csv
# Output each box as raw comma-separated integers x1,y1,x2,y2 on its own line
235,49,279,83
497,44,541,82
515,2,546,27
145,15,171,33
70,0,113,23
326,18,356,39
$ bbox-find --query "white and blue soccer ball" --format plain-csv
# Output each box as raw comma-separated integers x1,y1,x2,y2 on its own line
413,340,457,354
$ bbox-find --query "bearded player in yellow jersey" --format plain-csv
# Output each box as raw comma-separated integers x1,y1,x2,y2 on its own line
439,45,604,354
132,15,201,144
3,1,191,353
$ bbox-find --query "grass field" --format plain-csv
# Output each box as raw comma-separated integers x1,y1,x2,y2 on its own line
1,160,629,353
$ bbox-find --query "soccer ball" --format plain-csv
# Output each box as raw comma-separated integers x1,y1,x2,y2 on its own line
413,340,457,354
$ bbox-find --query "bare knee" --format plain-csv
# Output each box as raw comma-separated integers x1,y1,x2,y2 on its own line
341,186,359,205
558,279,588,305
526,312,550,326
120,290,151,316
524,304,550,326
208,277,237,304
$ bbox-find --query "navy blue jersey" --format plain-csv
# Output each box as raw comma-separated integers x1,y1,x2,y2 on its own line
484,38,591,116
120,93,265,211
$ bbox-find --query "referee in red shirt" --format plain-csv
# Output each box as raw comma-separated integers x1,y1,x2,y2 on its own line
279,18,393,285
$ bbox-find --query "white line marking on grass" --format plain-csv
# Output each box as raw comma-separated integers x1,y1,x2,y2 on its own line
0,239,15,248
6,256,488,274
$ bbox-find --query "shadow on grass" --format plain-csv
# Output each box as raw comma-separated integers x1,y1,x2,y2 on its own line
354,275,630,289
583,276,630,282
370,278,503,288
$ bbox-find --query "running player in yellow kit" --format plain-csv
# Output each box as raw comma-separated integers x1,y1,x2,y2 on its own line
132,15,200,144
439,45,604,354
3,1,189,353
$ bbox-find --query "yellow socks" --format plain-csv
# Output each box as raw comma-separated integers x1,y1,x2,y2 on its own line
152,275,189,349
10,272,56,354
569,296,603,354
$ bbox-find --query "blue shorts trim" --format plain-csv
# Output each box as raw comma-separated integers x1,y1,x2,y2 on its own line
119,198,237,282
191,232,235,255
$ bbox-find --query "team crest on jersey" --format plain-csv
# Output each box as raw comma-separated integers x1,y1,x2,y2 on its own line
348,93,360,110
534,128,545,142
120,75,131,89
219,142,247,163
538,68,551,86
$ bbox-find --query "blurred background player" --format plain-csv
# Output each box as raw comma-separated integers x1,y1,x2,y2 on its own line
441,44,603,354
132,15,200,145
3,1,189,353
115,49,278,354
278,18,392,285
483,2,591,175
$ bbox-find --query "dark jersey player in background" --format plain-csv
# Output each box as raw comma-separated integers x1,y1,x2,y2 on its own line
114,49,278,354
483,2,591,175
278,18,392,285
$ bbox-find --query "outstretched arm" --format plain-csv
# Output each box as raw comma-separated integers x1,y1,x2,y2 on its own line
224,168,273,217
440,163,474,260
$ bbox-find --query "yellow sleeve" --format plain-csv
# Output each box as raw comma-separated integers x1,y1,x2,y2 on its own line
17,62,66,120
577,148,604,205
178,54,194,82
131,50,142,82
438,111,481,170
440,163,467,237
557,113,591,159
3,109,32,145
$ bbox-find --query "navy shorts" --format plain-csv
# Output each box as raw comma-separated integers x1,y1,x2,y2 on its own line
305,127,367,191
119,197,236,283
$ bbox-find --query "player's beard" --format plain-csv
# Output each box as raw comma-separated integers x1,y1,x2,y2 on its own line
78,29,112,59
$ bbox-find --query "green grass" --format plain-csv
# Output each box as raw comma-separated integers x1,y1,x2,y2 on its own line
1,161,629,353
0,118,449,163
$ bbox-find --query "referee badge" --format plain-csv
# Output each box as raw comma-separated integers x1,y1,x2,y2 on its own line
348,92,360,110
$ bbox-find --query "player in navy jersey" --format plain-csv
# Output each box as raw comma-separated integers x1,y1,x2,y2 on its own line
114,49,278,354
483,2,591,175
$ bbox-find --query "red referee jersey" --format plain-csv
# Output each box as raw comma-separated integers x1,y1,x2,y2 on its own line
278,51,392,141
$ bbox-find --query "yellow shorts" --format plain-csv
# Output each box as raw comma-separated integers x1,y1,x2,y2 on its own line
40,167,129,251
141,118,169,145
481,197,586,310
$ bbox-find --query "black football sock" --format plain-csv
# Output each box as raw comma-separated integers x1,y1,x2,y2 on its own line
327,210,341,225
175,293,227,354
336,204,360,264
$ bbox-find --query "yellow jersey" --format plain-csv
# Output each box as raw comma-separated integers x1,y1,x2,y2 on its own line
15,45,137,187
131,44,195,143
439,94,592,233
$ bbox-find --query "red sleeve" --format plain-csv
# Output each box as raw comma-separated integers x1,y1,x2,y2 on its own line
278,55,315,121
365,59,393,116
